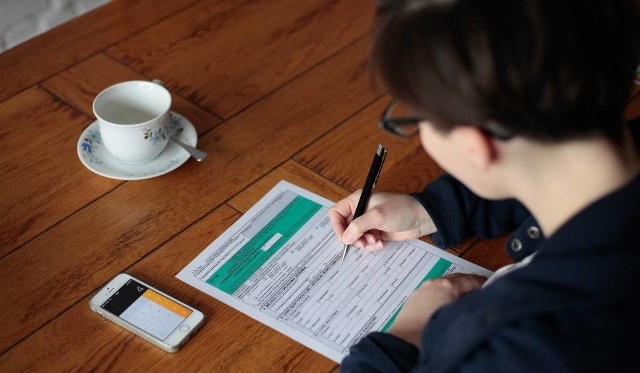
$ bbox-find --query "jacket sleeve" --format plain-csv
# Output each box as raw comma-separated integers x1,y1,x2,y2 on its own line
412,174,531,248
340,332,419,373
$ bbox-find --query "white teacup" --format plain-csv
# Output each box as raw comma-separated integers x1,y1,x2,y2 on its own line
93,80,172,165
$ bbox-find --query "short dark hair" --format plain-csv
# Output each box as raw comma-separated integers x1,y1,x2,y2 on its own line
372,0,640,142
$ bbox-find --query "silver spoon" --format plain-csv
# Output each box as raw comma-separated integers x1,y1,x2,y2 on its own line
170,137,207,162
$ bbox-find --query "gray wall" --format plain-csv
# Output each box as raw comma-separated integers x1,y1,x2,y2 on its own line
0,0,109,53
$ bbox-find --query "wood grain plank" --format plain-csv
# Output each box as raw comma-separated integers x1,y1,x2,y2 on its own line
0,0,200,103
0,87,119,256
460,237,513,272
0,205,333,372
378,144,445,201
188,37,380,198
0,37,378,354
228,160,349,213
41,53,221,134
106,0,375,118
294,97,434,194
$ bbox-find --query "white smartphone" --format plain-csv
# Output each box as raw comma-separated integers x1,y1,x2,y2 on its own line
89,273,205,352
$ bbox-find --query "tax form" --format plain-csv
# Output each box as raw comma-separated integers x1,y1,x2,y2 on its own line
177,180,492,362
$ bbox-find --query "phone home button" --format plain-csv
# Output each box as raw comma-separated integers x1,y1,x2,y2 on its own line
179,325,190,332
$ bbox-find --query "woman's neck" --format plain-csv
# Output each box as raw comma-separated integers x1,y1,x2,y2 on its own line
508,131,639,237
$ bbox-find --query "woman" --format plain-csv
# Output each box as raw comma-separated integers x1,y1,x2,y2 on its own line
329,0,640,371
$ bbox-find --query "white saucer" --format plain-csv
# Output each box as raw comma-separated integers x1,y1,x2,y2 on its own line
77,111,198,180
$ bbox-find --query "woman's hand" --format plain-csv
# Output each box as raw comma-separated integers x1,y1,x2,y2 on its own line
388,273,487,347
329,191,437,251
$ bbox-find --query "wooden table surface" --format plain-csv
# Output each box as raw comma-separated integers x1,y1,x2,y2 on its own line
1,1,639,371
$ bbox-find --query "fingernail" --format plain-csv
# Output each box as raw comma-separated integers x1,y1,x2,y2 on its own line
366,235,375,245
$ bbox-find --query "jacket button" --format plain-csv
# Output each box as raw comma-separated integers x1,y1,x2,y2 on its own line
526,226,541,239
511,238,523,252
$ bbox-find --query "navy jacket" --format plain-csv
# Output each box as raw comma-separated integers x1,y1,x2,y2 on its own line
341,124,640,372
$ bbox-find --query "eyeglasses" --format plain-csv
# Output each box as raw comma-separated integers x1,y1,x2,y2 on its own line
378,101,422,138
378,101,513,141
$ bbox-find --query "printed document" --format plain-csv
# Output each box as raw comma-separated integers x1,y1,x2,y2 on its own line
177,180,492,362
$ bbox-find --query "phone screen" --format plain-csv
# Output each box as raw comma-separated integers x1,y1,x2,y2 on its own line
101,279,192,340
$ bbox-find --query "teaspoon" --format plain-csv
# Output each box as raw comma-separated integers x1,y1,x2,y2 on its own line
170,137,208,162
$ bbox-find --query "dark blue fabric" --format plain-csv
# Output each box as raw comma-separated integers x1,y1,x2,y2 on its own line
411,174,531,249
411,175,540,261
341,172,640,372
341,332,419,373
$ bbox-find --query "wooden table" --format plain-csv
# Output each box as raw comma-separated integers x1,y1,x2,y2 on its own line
1,1,639,371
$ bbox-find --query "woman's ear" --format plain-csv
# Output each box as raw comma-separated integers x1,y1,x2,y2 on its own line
452,126,499,171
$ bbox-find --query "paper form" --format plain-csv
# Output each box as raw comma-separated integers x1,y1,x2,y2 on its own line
177,180,493,362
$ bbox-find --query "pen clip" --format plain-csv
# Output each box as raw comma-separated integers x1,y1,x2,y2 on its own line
373,144,387,187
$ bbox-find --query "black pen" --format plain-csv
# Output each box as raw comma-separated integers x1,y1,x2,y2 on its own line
341,144,387,261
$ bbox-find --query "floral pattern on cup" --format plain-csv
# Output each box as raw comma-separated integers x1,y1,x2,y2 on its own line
81,130,103,164
142,114,184,145
170,114,184,138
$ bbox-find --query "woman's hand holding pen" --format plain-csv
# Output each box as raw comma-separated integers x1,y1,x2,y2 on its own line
329,191,437,251
330,191,486,348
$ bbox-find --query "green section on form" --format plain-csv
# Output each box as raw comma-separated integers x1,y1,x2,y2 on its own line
206,196,322,294
380,257,452,332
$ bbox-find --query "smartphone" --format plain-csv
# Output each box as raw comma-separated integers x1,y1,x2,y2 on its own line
89,273,205,352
